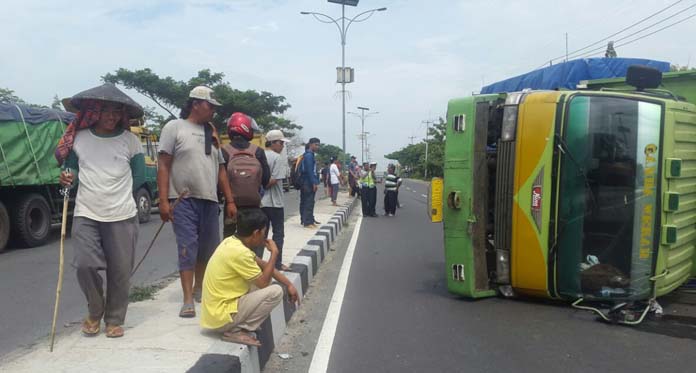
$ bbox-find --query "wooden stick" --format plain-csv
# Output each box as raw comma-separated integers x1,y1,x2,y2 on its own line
131,189,189,277
49,187,70,352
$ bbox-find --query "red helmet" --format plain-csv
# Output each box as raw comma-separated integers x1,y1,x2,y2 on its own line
227,112,259,141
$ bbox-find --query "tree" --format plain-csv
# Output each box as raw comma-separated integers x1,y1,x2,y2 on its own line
315,143,351,166
51,95,62,110
103,68,302,136
386,117,446,179
0,87,26,105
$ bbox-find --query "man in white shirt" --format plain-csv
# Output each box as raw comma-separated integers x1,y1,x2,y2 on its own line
329,157,341,206
57,83,145,338
261,130,290,270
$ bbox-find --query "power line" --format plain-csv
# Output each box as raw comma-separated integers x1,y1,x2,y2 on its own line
535,0,688,68
572,10,696,60
567,3,696,60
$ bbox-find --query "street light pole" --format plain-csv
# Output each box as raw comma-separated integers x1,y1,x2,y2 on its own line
341,4,346,154
300,3,387,157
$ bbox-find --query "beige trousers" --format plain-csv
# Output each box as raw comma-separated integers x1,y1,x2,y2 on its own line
221,284,284,333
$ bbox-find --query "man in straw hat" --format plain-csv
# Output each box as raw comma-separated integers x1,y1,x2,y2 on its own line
157,86,236,318
56,83,146,338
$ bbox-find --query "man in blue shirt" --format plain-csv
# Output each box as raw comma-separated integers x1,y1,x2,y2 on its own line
300,138,321,228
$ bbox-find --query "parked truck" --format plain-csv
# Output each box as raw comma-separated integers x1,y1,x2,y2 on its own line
432,65,696,323
0,103,158,252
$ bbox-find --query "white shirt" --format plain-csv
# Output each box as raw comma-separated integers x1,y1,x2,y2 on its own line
72,130,142,222
330,163,340,184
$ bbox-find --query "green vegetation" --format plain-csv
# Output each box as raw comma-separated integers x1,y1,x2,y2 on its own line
386,117,445,179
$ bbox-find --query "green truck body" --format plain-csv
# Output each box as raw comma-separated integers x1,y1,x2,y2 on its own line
0,103,157,251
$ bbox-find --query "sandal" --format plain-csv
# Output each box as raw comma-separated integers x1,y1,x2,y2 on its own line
222,331,261,347
179,303,196,318
81,318,100,336
105,324,124,338
193,288,202,303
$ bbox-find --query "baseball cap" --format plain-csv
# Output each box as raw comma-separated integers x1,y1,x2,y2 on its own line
189,86,221,106
266,129,289,143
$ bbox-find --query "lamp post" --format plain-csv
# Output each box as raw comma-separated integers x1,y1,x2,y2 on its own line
300,1,387,156
348,106,378,163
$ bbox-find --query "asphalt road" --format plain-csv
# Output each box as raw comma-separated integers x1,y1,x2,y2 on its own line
320,179,696,372
0,189,308,360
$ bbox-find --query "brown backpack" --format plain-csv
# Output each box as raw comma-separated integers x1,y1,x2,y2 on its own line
222,143,262,207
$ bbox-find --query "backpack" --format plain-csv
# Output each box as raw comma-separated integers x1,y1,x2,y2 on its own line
222,143,262,207
291,154,305,189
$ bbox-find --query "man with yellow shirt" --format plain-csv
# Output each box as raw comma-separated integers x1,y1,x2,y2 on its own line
200,209,299,346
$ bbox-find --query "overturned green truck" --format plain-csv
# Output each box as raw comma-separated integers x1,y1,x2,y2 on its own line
0,103,158,251
436,66,696,323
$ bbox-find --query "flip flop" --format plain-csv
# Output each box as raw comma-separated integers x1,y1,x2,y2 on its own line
105,324,124,338
222,331,261,347
179,303,195,318
81,318,100,336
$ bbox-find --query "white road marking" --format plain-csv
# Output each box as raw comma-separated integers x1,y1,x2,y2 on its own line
421,194,427,198
308,214,364,373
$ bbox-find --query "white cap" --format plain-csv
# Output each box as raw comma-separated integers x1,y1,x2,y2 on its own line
266,129,289,142
189,86,221,106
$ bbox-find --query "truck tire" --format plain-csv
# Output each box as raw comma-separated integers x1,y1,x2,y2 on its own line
135,188,152,224
0,201,9,252
11,193,51,248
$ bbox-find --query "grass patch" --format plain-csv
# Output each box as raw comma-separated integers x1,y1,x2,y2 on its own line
128,285,160,303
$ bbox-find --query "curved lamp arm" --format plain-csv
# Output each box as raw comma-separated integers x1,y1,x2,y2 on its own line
345,7,387,35
300,11,343,41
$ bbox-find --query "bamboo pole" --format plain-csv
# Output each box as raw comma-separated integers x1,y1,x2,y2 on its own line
50,180,71,352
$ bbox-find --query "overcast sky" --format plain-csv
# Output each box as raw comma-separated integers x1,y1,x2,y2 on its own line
2,0,695,168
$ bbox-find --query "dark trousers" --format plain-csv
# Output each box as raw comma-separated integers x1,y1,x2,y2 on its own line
384,190,398,215
361,187,370,215
396,190,400,208
351,183,360,197
300,183,316,226
368,187,377,215
262,207,284,269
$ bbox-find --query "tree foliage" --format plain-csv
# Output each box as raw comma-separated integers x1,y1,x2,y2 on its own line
386,117,446,178
0,87,26,105
315,143,351,166
670,64,696,72
102,68,302,136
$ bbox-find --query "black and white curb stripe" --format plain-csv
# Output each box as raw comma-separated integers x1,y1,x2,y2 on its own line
190,197,359,373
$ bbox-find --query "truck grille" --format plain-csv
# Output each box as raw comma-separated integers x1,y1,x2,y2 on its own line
494,140,515,283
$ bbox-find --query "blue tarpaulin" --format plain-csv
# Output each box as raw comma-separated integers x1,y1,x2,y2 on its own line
480,58,670,94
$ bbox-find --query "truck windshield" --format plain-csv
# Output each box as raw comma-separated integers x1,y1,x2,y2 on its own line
556,95,661,300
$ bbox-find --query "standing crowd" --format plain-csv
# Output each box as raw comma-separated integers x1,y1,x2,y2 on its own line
56,83,401,347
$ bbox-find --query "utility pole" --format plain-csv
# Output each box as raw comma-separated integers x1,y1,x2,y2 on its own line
408,135,417,144
357,106,369,163
565,32,568,62
348,106,378,164
422,119,435,179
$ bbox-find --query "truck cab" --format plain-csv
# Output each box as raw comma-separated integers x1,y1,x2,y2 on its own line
437,67,696,318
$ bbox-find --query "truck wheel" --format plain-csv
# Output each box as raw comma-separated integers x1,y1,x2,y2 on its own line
0,201,9,252
12,193,51,248
135,188,152,224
